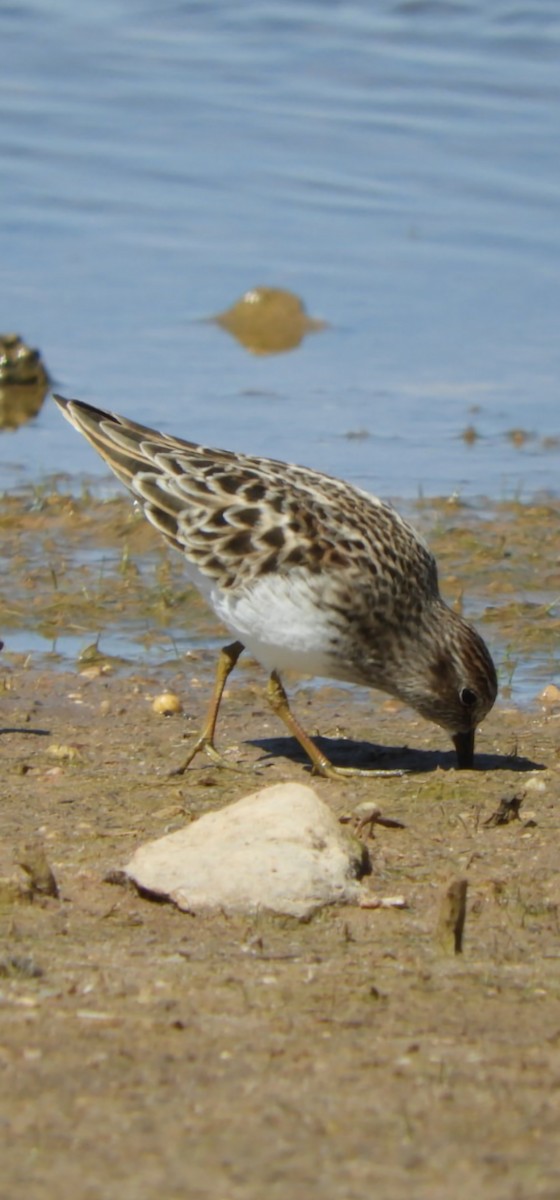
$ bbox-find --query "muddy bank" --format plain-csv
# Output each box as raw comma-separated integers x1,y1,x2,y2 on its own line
1,483,559,697
1,655,560,1200
0,485,559,1199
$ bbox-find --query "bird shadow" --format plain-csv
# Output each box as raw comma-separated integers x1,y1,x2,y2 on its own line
250,734,544,775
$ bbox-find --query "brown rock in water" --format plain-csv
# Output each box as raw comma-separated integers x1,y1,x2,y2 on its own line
0,333,50,430
212,287,327,355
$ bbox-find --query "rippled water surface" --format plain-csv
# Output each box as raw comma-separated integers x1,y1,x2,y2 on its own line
2,0,560,499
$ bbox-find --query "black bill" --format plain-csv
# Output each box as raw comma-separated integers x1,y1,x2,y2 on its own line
452,728,475,769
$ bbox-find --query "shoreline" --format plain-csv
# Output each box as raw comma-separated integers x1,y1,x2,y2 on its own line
0,480,558,705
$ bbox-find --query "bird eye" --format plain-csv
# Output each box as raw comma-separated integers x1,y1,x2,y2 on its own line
460,687,478,708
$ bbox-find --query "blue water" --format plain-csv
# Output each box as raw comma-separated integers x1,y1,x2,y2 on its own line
1,0,560,502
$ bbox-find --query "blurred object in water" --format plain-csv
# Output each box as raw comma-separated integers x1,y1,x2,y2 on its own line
0,334,50,431
211,287,327,355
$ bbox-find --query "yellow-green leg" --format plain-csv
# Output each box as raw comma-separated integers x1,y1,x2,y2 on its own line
266,670,405,779
170,640,245,775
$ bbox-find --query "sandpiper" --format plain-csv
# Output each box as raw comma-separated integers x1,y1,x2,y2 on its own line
54,395,497,776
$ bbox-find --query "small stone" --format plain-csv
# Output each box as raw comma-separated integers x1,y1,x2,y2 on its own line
47,743,83,763
539,684,560,707
16,840,59,898
525,776,546,794
152,692,183,716
0,876,33,907
351,800,405,836
0,954,44,979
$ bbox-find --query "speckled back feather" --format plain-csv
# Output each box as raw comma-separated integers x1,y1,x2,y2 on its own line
54,396,438,603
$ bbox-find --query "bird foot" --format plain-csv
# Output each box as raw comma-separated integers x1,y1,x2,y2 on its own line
168,736,253,777
312,762,407,780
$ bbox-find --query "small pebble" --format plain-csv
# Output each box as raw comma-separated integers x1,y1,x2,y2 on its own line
47,743,83,762
152,692,183,716
17,840,59,898
539,683,560,706
525,776,546,794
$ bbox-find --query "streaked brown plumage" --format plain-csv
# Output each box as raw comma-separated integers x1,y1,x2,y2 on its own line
54,394,497,775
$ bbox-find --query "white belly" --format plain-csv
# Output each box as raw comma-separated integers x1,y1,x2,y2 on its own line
178,557,357,682
213,570,339,677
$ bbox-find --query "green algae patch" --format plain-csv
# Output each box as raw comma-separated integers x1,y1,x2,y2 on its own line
0,485,211,660
0,482,558,700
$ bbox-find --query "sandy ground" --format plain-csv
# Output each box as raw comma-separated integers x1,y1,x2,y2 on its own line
1,653,560,1200
1,485,559,1198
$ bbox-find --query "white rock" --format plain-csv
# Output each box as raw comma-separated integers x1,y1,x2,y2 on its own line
525,775,547,794
125,782,367,918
